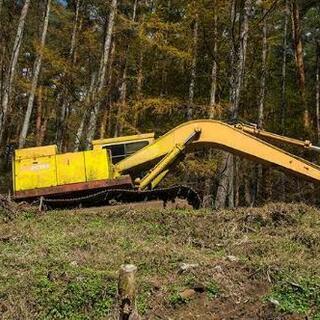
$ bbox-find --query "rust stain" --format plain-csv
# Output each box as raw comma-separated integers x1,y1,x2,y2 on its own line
14,176,133,200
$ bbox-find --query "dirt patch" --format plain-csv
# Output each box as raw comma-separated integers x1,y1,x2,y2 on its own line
0,202,318,319
0,194,37,220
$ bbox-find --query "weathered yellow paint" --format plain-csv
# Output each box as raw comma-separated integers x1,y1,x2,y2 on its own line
115,120,320,183
14,155,57,191
150,169,170,189
56,152,86,185
13,146,113,192
139,144,185,190
84,150,110,181
92,133,155,150
13,120,320,198
15,145,57,160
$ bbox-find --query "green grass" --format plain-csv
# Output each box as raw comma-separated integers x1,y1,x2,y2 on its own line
266,276,320,319
0,202,320,319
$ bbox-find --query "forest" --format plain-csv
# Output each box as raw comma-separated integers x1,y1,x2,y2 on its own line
2,2,320,319
0,0,320,208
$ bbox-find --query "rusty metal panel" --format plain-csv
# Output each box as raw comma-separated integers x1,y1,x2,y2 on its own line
13,175,133,200
84,150,110,182
56,152,86,185
15,145,57,160
14,155,57,191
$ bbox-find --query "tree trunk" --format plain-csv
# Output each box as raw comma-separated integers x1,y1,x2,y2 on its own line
137,52,144,99
281,0,289,133
114,64,127,137
56,0,81,150
70,0,80,63
100,106,109,139
215,0,251,209
256,8,268,202
209,8,218,117
0,28,4,105
258,10,267,129
86,0,117,148
39,118,48,146
291,0,309,130
244,172,252,206
215,0,236,210
187,17,198,120
100,40,116,139
114,0,139,137
74,72,97,151
36,86,43,146
316,40,320,144
280,0,289,201
0,0,31,144
230,0,250,120
215,153,233,209
204,5,218,207
74,110,87,151
234,157,240,207
133,50,144,127
19,0,51,148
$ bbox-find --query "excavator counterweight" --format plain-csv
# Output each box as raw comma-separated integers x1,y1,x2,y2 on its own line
11,120,320,209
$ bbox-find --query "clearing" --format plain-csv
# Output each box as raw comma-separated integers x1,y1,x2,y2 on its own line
0,202,320,319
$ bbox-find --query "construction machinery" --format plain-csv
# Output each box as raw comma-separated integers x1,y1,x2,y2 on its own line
11,120,320,209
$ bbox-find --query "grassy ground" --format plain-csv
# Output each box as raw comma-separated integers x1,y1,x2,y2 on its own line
0,202,320,319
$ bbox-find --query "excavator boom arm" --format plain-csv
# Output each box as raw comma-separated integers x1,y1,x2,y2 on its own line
234,122,320,152
115,120,320,184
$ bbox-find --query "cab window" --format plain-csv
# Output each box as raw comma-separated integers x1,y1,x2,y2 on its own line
103,140,149,164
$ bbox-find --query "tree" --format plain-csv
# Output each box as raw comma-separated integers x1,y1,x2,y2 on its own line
316,40,320,143
56,0,82,150
0,0,319,207
291,0,309,130
256,5,268,202
209,6,218,116
0,0,31,144
258,9,267,129
86,0,118,148
74,72,97,151
215,0,251,209
113,0,139,137
187,16,198,120
281,0,289,132
19,0,51,148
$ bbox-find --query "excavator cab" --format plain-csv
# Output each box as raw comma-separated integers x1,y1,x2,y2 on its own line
92,133,155,164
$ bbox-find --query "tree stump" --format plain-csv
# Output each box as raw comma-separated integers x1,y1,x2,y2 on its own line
118,264,140,320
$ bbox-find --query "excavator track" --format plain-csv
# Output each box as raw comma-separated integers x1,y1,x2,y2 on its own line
42,185,201,210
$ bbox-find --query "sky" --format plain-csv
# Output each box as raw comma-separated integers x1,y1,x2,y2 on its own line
57,0,67,6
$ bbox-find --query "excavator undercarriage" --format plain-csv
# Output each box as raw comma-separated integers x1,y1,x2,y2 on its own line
11,120,320,210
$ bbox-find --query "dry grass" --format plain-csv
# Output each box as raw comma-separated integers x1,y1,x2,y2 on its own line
0,202,319,319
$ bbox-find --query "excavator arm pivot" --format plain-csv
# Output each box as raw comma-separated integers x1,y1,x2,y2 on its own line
136,128,201,190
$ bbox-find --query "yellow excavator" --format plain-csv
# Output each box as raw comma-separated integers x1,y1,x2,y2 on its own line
11,120,320,209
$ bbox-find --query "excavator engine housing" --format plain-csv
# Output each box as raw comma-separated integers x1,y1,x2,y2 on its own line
12,133,156,201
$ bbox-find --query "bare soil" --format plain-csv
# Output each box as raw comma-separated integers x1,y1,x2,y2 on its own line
0,202,319,319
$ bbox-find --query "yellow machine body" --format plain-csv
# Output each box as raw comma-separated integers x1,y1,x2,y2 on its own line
12,134,155,199
11,120,320,202
13,147,112,193
14,145,58,192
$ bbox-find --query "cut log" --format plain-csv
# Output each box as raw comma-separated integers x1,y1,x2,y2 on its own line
118,264,140,320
